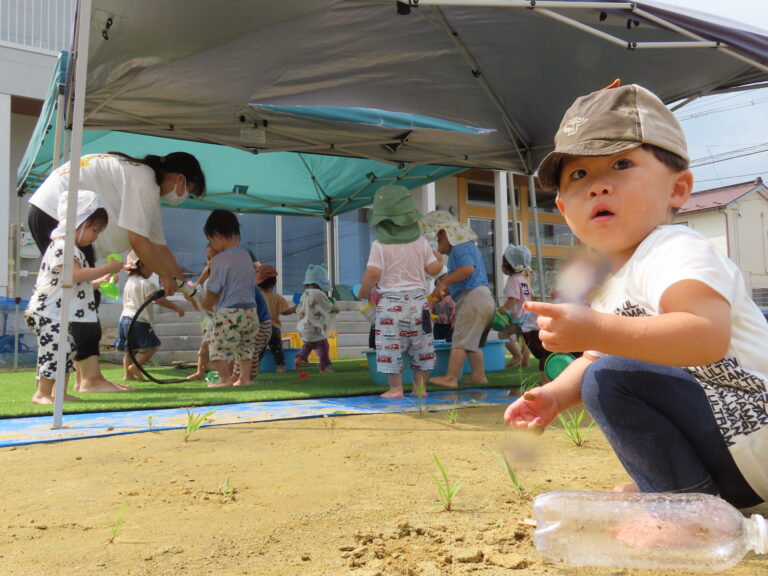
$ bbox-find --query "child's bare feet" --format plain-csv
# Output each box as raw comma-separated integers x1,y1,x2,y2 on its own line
294,358,304,372
276,365,286,373
63,393,82,401
123,364,145,381
207,380,233,388
79,379,131,393
318,368,334,373
464,375,488,385
429,375,459,388
380,389,404,399
186,371,206,381
31,392,54,405
233,379,253,387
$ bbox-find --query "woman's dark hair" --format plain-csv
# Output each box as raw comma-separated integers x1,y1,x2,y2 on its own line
258,276,277,290
204,209,240,239
83,207,109,229
109,151,206,198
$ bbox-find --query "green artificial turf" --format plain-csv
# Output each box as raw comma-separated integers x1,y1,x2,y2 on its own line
0,359,539,419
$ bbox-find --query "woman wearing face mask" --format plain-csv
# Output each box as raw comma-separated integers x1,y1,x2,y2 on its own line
27,151,205,393
28,151,206,297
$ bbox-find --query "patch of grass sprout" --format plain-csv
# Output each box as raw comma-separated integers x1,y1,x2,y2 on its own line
518,372,540,396
442,404,459,425
220,477,236,500
431,453,461,512
184,408,215,442
556,408,596,447
108,502,127,543
494,451,526,496
147,415,156,433
323,414,337,436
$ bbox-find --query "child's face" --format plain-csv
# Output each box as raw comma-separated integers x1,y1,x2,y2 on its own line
555,147,692,270
206,234,225,254
436,229,452,254
75,220,106,247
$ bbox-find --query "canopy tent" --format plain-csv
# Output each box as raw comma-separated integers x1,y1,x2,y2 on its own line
40,0,768,177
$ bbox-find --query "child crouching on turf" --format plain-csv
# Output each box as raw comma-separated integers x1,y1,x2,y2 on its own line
114,250,185,381
420,211,495,388
505,82,768,512
200,210,257,387
25,190,124,404
294,264,339,373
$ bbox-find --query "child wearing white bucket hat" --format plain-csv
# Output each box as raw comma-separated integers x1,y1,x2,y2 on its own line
295,263,339,373
420,210,495,388
25,190,124,405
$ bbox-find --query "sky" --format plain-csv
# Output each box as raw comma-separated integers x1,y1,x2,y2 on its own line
661,0,768,191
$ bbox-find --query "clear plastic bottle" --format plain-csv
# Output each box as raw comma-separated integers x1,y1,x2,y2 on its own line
534,490,768,572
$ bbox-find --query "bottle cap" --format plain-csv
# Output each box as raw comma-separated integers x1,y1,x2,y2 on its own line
544,353,575,380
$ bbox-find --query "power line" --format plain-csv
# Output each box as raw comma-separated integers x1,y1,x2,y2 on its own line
689,144,768,167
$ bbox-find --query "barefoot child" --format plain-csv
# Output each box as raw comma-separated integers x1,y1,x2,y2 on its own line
505,83,768,510
498,245,548,380
256,265,296,372
294,264,339,374
420,211,495,388
200,210,258,387
25,191,124,404
114,250,185,381
357,186,443,398
186,244,215,381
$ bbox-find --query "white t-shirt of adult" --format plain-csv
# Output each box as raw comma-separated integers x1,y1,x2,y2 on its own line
29,154,167,259
366,238,437,293
590,225,768,500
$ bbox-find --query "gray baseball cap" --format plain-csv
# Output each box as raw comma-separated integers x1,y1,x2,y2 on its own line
537,84,689,191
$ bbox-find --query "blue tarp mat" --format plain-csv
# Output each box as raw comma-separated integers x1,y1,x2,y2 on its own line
0,388,512,447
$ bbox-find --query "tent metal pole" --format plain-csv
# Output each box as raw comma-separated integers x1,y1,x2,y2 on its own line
52,84,65,169
507,172,520,246
494,171,510,302
275,215,283,294
52,0,92,429
526,151,547,300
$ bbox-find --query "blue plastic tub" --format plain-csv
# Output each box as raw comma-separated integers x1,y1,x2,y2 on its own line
259,347,299,372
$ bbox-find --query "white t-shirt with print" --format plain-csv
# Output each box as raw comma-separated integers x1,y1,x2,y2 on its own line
366,238,437,293
27,238,99,323
29,154,166,258
591,224,768,499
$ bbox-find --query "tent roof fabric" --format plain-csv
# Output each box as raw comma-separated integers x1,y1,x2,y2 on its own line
71,0,767,174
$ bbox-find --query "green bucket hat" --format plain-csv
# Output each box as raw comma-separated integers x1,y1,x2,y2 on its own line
367,185,422,244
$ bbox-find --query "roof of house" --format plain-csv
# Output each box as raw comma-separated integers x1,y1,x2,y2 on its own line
678,178,766,215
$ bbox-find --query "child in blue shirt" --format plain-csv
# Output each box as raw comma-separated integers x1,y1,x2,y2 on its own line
200,210,257,387
421,211,495,388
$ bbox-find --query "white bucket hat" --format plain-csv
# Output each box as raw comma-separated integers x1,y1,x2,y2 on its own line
51,190,103,238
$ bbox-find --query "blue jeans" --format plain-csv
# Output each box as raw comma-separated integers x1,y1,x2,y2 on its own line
581,356,761,508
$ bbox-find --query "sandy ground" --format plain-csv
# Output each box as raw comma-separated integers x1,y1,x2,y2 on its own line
0,404,766,576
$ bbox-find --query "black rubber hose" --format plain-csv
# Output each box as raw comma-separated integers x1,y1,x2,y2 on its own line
126,288,191,384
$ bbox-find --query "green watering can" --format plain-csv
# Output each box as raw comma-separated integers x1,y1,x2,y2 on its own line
98,253,122,300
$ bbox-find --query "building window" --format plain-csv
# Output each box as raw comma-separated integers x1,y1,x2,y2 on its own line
753,288,768,308
338,209,374,288
467,181,519,209
282,215,327,295
162,208,275,280
528,222,576,247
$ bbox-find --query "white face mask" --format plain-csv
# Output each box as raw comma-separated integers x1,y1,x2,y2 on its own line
163,176,189,206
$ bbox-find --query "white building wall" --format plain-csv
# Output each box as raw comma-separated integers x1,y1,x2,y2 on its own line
676,210,728,255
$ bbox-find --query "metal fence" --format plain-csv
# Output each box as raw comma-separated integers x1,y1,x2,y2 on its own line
0,0,74,53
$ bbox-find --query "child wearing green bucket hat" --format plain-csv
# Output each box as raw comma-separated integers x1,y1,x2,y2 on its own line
358,185,443,398
505,83,768,510
420,210,496,388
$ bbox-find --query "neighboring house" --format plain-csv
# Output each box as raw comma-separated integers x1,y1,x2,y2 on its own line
673,178,768,308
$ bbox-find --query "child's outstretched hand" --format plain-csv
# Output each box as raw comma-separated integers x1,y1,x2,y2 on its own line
504,386,560,434
524,301,598,353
